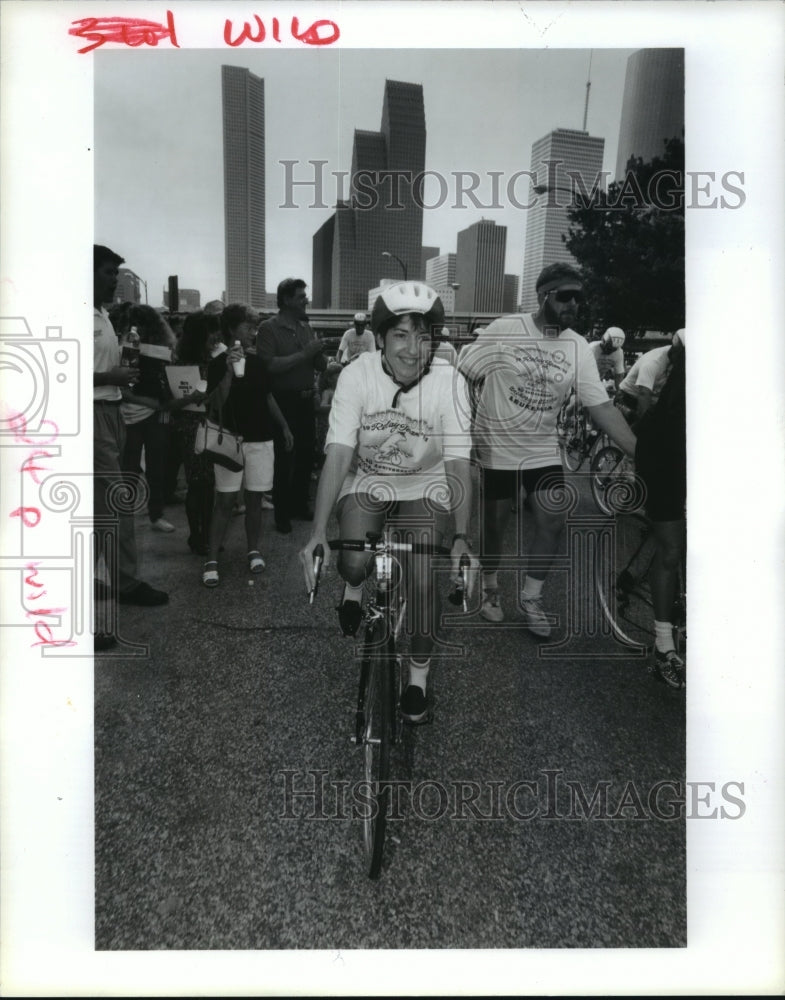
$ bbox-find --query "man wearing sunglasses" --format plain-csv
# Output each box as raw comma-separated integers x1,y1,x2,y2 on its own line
458,263,637,636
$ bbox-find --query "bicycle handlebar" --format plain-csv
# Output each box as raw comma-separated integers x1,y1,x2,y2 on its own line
328,539,451,556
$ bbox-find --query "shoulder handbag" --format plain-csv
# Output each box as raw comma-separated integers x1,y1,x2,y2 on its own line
194,382,244,471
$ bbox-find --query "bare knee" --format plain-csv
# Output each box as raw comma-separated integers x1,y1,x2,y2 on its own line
338,552,371,587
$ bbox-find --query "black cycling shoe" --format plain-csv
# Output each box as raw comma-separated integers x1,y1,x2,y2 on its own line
400,685,428,724
336,599,362,636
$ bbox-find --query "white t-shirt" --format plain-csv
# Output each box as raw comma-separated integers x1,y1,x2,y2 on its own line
618,345,671,399
326,351,472,502
589,340,626,381
93,307,122,402
338,327,376,363
458,313,608,470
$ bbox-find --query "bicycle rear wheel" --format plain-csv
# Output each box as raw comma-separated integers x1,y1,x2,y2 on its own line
590,444,637,516
557,402,585,472
357,621,394,879
595,512,656,651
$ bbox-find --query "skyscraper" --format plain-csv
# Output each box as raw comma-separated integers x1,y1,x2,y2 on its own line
615,49,684,179
502,274,520,313
520,128,605,313
222,65,265,307
312,80,426,309
455,220,507,313
425,253,456,290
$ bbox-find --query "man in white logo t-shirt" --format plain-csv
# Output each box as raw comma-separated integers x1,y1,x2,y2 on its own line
458,263,636,636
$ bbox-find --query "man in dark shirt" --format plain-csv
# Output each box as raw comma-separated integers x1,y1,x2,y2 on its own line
256,278,327,533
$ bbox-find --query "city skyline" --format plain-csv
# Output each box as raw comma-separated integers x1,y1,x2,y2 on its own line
222,65,266,307
519,127,606,312
94,47,635,306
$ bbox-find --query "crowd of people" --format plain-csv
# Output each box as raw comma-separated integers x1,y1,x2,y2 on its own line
93,245,686,699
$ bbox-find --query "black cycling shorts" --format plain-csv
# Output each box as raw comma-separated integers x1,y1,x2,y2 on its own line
481,465,565,502
635,444,686,522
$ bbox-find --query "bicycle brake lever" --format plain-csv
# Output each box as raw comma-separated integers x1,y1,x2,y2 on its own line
448,553,471,612
310,544,324,604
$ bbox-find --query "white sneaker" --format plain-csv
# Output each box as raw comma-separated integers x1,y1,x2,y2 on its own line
151,518,175,533
261,494,274,510
480,590,504,623
521,595,552,638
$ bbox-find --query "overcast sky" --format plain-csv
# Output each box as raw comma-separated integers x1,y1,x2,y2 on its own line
94,47,635,305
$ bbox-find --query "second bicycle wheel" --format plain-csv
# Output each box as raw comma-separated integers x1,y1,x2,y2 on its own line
595,512,656,652
557,402,585,472
358,623,394,879
590,445,635,515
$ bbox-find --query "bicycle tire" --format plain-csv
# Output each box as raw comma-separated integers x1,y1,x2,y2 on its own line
357,621,394,880
590,444,630,516
557,402,586,472
595,512,656,651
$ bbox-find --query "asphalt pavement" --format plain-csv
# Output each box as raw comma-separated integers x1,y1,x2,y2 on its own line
95,470,686,950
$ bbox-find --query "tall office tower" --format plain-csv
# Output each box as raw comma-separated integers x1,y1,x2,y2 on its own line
615,49,684,179
519,128,605,313
311,215,335,308
421,246,439,276
115,268,142,304
502,273,520,313
222,65,265,308
455,220,507,313
313,80,426,309
425,253,456,289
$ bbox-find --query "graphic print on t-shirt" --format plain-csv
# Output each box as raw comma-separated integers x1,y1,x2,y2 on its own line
357,408,440,479
501,344,571,423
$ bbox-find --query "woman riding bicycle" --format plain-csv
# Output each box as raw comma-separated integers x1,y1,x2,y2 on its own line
300,281,476,723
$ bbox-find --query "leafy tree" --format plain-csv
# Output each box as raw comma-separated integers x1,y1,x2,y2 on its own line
565,136,685,337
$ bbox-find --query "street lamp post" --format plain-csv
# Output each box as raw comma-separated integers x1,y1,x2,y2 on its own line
450,282,460,337
381,250,407,281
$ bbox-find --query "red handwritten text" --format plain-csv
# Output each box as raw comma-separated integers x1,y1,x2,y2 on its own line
69,10,179,54
224,14,341,47
23,564,75,648
8,412,75,648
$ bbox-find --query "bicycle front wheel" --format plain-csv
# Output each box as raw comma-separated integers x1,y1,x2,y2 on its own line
357,622,394,879
595,512,656,652
558,405,585,472
590,444,629,515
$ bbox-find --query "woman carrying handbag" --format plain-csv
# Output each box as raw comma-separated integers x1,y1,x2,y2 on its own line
202,305,293,587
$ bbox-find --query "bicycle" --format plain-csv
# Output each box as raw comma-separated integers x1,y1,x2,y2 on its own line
312,527,465,879
594,506,686,672
557,390,603,472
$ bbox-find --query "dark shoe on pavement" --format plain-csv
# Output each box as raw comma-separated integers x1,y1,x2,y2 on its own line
118,582,169,606
292,507,314,521
275,518,292,534
336,599,362,636
654,648,686,689
400,684,428,725
94,632,117,652
187,536,209,556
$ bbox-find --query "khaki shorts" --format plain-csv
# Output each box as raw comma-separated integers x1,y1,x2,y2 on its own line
214,440,274,493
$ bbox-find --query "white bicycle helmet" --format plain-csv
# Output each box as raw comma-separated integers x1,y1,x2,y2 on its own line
370,281,445,335
602,326,626,348
673,328,686,349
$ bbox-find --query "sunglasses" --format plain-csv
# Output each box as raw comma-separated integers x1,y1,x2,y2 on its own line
550,289,584,304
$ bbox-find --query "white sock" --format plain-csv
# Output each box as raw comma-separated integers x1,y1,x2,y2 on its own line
482,571,498,592
521,576,544,600
409,658,430,693
654,620,675,653
343,582,363,603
